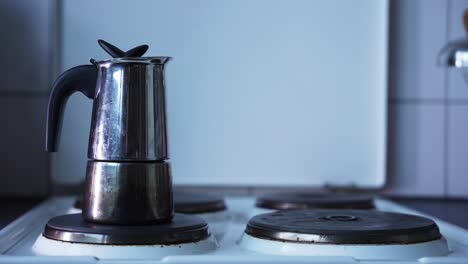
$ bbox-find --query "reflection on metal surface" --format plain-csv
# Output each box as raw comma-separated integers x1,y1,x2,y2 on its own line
88,58,171,161
83,161,173,224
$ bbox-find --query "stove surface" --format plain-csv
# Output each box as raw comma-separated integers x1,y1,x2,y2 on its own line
1,196,468,263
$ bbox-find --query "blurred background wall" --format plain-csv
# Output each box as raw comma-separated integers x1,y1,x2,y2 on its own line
0,0,57,196
0,0,467,198
385,0,468,197
54,0,389,190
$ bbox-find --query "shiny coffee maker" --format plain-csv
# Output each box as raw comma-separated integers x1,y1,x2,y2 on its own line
43,40,209,245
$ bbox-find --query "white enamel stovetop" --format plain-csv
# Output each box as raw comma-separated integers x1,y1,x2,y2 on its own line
1,196,468,264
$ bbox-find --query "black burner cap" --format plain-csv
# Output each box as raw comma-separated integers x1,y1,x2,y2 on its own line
256,192,375,210
174,191,226,214
44,213,210,245
245,209,442,244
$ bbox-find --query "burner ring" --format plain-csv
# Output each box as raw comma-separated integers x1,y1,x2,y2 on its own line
44,214,210,245
245,209,442,244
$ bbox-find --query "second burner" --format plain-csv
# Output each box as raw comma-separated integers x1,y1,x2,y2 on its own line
174,191,226,214
255,192,375,210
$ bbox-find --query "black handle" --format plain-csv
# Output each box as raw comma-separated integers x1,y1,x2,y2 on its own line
98,39,125,58
124,45,149,57
45,64,97,152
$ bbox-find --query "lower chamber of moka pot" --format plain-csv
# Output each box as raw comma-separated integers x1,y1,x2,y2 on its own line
83,160,175,224
34,161,218,258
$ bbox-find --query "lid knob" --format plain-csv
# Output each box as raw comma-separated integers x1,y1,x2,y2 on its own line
97,39,149,58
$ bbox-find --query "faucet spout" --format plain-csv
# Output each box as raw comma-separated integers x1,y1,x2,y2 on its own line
438,39,468,68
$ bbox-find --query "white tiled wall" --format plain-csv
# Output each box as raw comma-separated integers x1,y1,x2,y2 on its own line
386,104,445,196
388,0,448,100
447,0,468,100
384,0,448,196
446,0,468,197
385,0,468,197
448,105,468,196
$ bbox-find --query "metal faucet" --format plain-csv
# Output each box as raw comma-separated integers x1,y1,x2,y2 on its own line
438,39,468,68
438,10,468,68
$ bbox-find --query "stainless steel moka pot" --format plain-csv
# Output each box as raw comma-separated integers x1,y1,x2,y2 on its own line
46,40,173,224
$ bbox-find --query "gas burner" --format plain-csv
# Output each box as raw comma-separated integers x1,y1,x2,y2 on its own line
255,192,375,210
174,191,226,214
239,209,449,259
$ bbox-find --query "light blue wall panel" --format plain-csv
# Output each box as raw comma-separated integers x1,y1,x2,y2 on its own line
53,0,389,188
